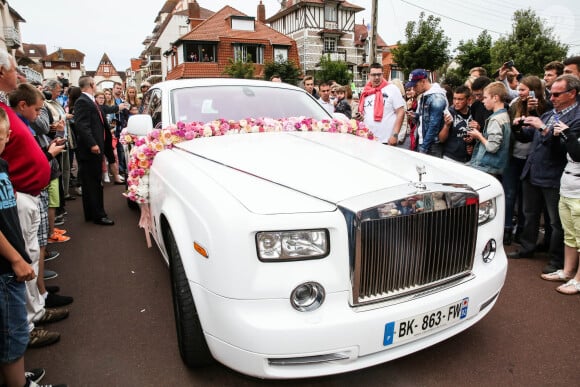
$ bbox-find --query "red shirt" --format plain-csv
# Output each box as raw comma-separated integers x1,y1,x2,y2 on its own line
0,102,50,196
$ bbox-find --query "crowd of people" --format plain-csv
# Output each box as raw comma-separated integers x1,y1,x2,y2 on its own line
302,57,580,296
0,47,150,386
2,43,580,385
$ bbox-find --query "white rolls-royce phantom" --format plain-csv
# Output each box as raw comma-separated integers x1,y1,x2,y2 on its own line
124,78,507,379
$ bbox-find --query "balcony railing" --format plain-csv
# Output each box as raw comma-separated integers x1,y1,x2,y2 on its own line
321,49,347,62
4,27,21,48
324,21,338,30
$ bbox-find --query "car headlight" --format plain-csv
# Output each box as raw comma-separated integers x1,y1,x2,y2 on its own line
256,229,329,261
478,198,497,225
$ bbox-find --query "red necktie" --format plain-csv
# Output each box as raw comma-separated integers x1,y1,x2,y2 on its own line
94,100,104,124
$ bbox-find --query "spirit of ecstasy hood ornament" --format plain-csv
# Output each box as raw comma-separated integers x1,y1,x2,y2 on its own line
415,164,427,191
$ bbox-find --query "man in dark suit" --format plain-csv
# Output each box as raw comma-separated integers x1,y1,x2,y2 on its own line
74,76,118,225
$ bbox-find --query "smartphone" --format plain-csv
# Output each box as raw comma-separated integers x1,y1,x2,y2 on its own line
504,60,514,68
529,91,535,99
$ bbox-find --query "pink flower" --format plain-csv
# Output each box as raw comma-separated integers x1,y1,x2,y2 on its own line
125,117,376,204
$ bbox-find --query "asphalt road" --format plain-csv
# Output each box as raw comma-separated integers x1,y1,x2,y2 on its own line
26,183,579,387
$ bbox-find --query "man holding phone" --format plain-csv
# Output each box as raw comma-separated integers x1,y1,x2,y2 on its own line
508,75,580,275
496,60,520,102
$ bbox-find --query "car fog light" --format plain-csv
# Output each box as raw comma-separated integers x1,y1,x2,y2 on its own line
290,282,325,312
482,239,497,263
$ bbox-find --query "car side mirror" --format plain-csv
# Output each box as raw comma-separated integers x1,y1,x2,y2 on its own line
126,114,153,136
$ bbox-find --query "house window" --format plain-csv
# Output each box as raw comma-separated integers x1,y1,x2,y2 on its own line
71,62,77,68
231,16,255,31
185,43,217,62
324,5,337,22
45,61,51,67
324,37,337,52
273,47,288,63
104,67,109,73
233,44,264,64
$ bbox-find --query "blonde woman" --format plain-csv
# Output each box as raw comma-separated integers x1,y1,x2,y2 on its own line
95,90,124,184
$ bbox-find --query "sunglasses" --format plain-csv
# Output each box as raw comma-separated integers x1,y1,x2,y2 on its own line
551,88,573,98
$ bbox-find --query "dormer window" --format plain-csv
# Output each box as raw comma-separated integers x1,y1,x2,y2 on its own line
231,16,255,31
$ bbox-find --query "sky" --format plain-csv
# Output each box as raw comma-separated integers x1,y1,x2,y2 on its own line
14,0,580,71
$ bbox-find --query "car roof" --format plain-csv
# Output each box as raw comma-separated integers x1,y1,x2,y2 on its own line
151,78,304,93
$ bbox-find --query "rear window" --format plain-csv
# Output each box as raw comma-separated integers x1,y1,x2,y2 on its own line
170,85,330,123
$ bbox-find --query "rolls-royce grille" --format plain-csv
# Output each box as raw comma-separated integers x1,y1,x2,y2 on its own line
353,203,478,305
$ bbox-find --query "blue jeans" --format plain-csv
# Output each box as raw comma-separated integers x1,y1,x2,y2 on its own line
0,273,28,363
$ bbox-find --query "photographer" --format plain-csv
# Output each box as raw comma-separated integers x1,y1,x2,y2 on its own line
496,60,520,102
540,119,580,294
503,76,549,244
508,75,580,276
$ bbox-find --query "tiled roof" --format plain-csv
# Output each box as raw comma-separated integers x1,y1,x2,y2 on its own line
159,0,177,15
166,63,265,80
99,53,113,64
43,49,85,62
180,5,294,46
174,7,213,19
22,43,47,58
131,58,143,71
353,24,387,47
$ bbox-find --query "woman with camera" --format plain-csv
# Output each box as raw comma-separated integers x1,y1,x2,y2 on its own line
503,76,548,245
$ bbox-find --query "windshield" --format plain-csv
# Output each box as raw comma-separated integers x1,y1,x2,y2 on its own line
170,85,331,123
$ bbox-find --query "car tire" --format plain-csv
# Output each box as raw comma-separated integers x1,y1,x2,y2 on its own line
166,227,213,367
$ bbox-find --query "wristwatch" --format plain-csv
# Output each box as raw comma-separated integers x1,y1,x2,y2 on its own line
392,132,399,138
538,125,547,132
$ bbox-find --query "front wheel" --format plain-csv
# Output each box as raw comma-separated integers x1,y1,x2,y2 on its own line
166,227,213,367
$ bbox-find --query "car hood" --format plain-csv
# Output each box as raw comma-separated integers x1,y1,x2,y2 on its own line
174,132,489,211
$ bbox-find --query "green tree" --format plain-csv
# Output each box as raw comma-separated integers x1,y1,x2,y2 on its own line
223,55,255,79
263,60,301,85
392,12,450,75
454,30,493,78
315,55,352,85
490,8,568,76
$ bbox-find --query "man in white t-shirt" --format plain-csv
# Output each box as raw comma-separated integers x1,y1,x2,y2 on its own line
356,63,405,145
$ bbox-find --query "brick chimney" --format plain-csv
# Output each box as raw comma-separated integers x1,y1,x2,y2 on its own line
257,1,266,23
189,0,200,19
188,0,203,29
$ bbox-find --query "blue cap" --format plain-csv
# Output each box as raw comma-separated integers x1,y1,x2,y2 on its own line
405,69,428,88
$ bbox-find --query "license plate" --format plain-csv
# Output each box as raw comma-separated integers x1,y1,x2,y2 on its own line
383,298,469,346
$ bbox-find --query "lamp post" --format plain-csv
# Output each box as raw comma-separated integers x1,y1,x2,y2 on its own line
369,0,378,64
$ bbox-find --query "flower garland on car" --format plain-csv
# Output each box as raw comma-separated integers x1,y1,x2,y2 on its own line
121,116,375,205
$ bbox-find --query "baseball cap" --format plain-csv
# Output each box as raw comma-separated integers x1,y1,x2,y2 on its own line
405,69,428,88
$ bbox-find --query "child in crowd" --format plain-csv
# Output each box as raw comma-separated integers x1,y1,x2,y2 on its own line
128,104,139,116
334,86,352,119
467,82,511,180
0,107,34,387
0,107,58,387
439,85,475,163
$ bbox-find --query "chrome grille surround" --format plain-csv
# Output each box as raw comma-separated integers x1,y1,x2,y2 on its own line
338,183,479,306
